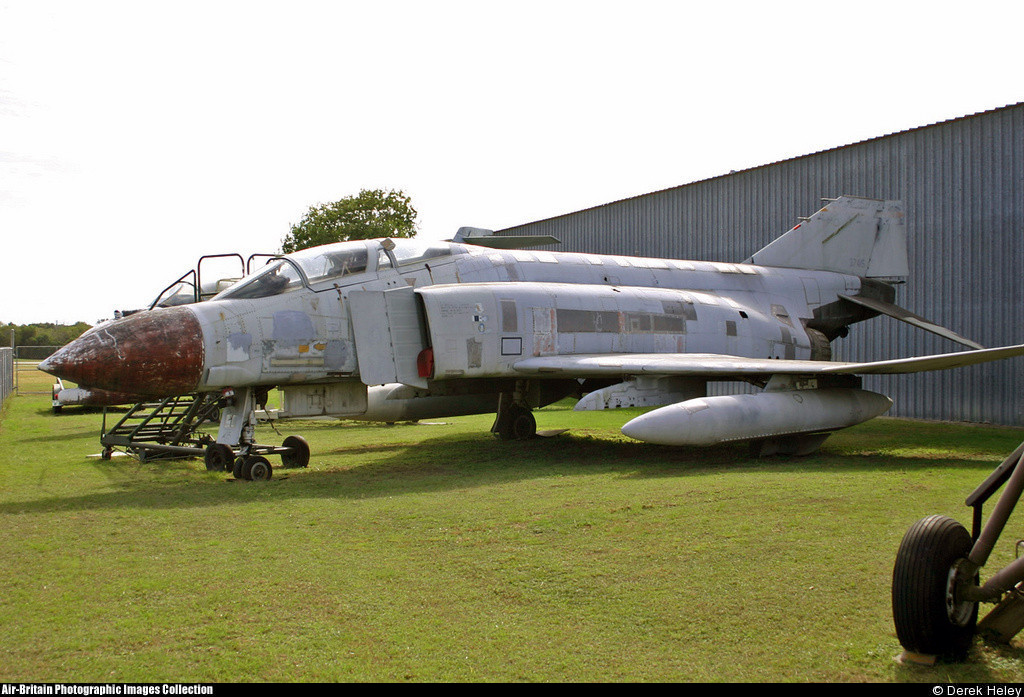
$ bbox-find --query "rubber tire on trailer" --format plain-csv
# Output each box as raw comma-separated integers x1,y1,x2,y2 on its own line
204,443,235,472
280,435,310,468
892,514,978,661
243,456,273,481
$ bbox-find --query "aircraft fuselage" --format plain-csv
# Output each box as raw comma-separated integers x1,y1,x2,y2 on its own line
184,239,876,397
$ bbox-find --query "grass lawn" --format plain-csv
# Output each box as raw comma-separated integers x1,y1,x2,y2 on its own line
2,366,1024,682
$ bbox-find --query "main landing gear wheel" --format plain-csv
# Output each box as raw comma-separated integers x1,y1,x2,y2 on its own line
240,455,273,481
494,404,536,441
232,456,272,478
511,409,537,440
204,443,235,472
280,435,310,468
892,514,978,661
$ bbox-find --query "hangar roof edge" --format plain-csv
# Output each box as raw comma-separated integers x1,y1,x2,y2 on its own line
496,101,1024,233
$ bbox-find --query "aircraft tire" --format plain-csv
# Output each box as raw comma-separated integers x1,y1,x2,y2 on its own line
281,435,310,468
232,456,246,480
204,443,235,472
244,456,273,481
892,514,977,661
511,410,536,440
495,404,536,441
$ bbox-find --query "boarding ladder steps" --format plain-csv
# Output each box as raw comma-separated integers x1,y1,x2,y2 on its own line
100,394,219,460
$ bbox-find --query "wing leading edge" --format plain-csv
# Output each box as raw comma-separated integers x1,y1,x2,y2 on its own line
512,344,1024,379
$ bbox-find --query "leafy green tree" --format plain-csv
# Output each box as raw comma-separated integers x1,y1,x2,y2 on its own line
0,322,92,348
281,188,418,253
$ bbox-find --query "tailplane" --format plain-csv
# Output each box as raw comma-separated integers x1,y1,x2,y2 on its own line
745,196,908,280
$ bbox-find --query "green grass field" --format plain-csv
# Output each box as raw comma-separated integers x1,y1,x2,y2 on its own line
3,366,1024,682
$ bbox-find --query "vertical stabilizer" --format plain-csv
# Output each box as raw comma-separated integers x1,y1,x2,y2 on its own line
745,196,908,280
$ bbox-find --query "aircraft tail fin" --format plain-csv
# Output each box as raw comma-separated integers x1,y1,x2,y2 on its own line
745,196,908,280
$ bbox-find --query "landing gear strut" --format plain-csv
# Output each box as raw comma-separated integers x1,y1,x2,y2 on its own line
892,440,1024,663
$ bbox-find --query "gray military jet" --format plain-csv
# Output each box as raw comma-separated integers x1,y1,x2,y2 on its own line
40,196,1024,475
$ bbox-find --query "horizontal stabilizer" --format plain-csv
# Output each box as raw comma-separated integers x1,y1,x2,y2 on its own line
513,344,1024,379
460,235,561,250
839,294,984,350
451,226,560,249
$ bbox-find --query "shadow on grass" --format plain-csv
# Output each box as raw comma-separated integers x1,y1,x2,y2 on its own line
3,417,1021,516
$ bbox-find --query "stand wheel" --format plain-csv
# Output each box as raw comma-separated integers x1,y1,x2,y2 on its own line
204,443,235,472
281,435,310,468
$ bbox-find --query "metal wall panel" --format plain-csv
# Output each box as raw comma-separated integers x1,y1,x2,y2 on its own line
497,104,1024,425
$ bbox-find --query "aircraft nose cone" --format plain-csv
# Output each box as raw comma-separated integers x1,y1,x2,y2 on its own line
39,306,205,397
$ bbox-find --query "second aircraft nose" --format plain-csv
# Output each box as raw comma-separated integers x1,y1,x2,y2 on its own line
39,306,206,398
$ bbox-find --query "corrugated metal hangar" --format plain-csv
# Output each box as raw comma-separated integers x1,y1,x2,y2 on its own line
496,102,1024,425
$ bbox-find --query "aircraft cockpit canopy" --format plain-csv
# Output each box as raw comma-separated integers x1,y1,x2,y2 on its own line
215,241,371,300
377,239,461,268
214,239,466,300
300,245,369,283
215,259,304,300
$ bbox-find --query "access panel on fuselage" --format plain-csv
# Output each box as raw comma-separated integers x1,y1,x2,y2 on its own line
349,286,429,388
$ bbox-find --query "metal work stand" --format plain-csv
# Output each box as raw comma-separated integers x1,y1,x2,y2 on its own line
99,392,310,480
100,394,221,461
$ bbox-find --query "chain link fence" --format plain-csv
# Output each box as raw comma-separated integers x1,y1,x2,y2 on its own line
12,345,60,396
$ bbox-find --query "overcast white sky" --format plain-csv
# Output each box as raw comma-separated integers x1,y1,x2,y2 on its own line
2,0,1022,326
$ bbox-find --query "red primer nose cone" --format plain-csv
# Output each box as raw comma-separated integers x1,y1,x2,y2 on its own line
39,306,204,397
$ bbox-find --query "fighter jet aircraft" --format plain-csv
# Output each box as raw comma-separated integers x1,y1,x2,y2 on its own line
39,196,1024,477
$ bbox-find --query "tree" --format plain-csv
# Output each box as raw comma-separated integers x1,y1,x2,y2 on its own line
281,188,418,253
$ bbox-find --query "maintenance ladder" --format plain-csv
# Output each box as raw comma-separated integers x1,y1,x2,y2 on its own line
100,393,220,461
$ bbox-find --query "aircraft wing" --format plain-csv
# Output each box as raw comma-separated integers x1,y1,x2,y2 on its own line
512,344,1024,379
